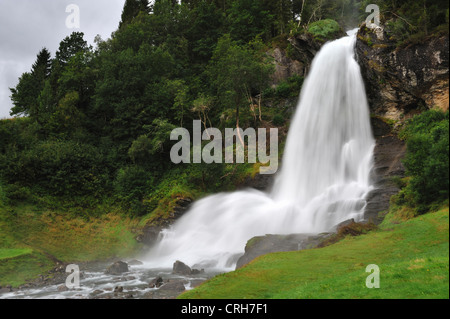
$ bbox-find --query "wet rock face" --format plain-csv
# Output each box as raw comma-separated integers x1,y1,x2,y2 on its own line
136,198,193,247
364,117,406,224
235,234,313,269
235,218,360,270
269,47,305,86
356,25,449,120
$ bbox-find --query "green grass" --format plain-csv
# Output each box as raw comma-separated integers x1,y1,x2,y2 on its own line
180,207,449,299
0,248,32,260
0,252,55,287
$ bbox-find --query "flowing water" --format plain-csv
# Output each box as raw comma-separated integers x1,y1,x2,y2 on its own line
144,29,375,270
1,30,375,299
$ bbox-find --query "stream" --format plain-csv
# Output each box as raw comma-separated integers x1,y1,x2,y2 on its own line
0,260,223,299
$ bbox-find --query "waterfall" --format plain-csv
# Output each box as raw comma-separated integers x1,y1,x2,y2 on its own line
144,30,375,270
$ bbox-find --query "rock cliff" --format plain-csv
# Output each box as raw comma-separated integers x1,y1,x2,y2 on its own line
356,25,449,121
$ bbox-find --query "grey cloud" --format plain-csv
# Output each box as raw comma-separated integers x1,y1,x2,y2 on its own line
0,0,125,118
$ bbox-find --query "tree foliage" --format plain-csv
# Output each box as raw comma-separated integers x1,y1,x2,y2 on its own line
398,110,449,213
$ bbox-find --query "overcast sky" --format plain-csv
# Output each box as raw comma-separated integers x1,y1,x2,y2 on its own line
0,0,125,119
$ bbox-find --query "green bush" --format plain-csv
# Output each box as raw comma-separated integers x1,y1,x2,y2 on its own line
0,180,8,206
273,75,304,99
307,19,342,42
275,82,291,98
272,114,285,126
3,184,32,202
400,110,449,213
114,165,153,203
2,140,108,197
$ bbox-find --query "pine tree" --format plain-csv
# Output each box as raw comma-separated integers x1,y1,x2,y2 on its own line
32,48,52,79
119,0,150,29
55,32,88,66
10,48,52,117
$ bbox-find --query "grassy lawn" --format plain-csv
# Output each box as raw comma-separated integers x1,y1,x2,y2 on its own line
0,251,55,287
180,207,449,299
0,248,32,260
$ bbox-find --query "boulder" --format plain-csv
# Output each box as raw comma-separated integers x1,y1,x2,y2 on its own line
149,276,164,288
173,260,192,276
114,286,124,293
57,284,68,292
105,261,129,275
236,234,313,269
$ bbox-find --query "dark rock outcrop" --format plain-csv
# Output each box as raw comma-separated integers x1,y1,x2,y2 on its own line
268,47,305,86
136,197,193,247
354,24,448,222
135,225,162,247
240,173,274,192
235,233,328,269
286,31,346,80
235,218,375,269
356,24,449,120
287,33,325,75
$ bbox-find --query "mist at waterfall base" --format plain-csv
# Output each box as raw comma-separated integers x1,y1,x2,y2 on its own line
144,30,375,271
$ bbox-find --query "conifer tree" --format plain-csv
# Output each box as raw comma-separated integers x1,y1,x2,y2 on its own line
10,48,52,117
119,0,150,28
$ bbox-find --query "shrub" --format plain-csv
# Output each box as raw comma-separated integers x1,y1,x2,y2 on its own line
114,165,153,203
272,114,285,126
275,82,291,98
2,140,108,197
400,110,449,213
274,75,304,99
307,19,342,42
0,180,8,205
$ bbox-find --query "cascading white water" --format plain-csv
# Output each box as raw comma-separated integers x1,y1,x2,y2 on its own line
144,30,375,270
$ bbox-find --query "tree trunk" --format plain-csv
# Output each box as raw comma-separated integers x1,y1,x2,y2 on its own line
236,103,245,148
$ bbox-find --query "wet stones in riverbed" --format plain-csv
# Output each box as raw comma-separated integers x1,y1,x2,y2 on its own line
172,260,205,276
144,279,187,299
0,285,13,294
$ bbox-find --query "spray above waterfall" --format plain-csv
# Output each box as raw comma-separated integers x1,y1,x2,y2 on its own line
145,30,375,270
